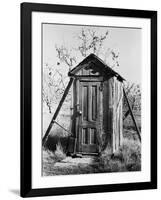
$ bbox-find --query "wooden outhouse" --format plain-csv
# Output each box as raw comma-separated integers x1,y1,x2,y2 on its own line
68,54,124,155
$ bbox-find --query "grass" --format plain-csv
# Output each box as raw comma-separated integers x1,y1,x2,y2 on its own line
43,143,66,175
98,138,141,172
119,138,141,171
43,110,141,175
54,142,66,161
43,112,71,152
43,133,141,176
123,111,141,132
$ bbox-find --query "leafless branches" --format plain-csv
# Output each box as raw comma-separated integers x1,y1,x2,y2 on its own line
43,27,126,113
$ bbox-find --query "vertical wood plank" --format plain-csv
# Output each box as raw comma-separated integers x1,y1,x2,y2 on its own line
83,85,88,120
74,79,80,153
87,128,90,144
112,77,116,153
92,85,97,120
88,84,92,121
119,83,123,146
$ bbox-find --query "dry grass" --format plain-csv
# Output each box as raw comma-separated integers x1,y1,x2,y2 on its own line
43,143,66,167
43,109,141,175
54,142,66,161
98,137,141,172
43,135,141,176
43,143,67,176
123,112,141,132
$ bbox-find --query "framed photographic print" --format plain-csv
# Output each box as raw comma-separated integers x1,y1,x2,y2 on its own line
21,2,157,197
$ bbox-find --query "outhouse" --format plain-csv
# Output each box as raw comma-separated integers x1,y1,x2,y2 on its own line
67,54,124,155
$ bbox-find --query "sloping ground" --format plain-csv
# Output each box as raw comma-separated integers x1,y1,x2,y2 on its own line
43,154,101,176
42,133,141,176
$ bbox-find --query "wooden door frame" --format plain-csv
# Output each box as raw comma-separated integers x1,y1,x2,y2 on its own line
73,76,103,154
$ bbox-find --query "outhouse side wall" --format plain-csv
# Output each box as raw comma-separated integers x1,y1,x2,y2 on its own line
102,77,123,154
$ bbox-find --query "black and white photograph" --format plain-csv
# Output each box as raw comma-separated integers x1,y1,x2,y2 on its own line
42,23,142,176
0,0,159,199
20,3,157,197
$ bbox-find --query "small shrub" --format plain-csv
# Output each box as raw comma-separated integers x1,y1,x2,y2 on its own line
108,160,127,172
43,142,66,164
43,149,55,161
98,138,141,172
44,134,69,152
119,138,141,171
54,142,66,162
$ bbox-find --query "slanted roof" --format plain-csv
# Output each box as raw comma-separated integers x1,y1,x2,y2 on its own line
68,53,125,82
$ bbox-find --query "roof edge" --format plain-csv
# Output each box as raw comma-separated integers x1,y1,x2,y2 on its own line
68,53,125,82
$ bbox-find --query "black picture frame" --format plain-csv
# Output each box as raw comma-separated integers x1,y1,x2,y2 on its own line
21,2,157,197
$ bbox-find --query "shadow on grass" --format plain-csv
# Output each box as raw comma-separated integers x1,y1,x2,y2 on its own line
44,134,69,153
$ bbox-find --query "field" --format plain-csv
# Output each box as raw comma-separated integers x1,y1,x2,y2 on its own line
42,108,141,176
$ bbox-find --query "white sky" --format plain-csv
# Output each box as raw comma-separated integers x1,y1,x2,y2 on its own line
43,23,141,84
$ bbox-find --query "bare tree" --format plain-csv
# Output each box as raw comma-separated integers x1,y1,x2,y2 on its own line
43,63,69,113
55,45,76,71
55,28,119,70
77,29,109,57
43,27,120,113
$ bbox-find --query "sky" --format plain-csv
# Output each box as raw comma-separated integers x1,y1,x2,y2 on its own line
43,23,141,84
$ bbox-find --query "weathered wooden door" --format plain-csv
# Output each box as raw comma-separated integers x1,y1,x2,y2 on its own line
77,80,101,154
